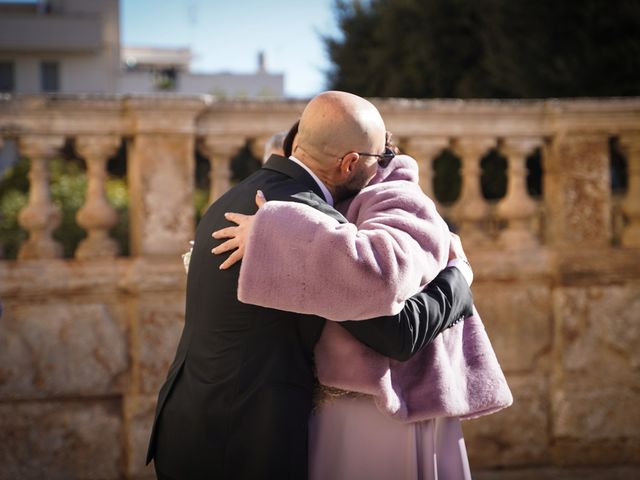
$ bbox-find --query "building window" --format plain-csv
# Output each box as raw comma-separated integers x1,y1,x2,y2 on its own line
40,61,60,93
154,68,177,91
0,62,15,93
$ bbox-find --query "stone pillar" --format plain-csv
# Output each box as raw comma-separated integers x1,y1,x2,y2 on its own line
126,98,204,257
451,137,496,244
75,136,121,259
545,134,611,248
619,134,640,247
199,136,245,205
17,135,64,260
404,137,449,200
497,137,542,249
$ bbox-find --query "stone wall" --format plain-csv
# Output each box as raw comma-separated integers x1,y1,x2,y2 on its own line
0,96,639,479
0,260,186,479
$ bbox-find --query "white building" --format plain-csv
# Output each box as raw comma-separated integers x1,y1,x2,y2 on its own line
0,0,284,97
0,0,120,94
121,47,284,98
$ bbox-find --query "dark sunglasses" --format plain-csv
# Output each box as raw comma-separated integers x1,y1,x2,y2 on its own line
356,146,396,168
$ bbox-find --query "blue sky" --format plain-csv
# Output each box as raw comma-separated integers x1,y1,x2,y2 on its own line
121,0,341,98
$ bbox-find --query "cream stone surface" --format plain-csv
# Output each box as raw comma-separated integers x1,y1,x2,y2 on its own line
553,285,640,375
124,395,158,479
128,134,195,257
545,134,612,247
200,135,246,204
75,135,122,259
473,281,552,374
551,437,640,467
0,302,128,399
403,136,449,200
553,386,640,440
17,135,65,260
135,293,186,394
474,466,640,480
463,375,550,467
619,134,640,247
497,137,543,249
551,284,640,462
0,400,122,480
0,96,639,478
451,137,497,245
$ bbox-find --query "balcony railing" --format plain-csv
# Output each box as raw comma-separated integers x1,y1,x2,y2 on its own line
1,96,638,261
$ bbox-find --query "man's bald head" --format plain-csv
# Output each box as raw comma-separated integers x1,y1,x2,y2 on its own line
294,91,386,165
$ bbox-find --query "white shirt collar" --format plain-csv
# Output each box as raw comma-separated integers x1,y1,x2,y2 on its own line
288,155,334,206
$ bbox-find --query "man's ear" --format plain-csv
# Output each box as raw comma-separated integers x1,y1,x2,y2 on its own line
339,152,360,177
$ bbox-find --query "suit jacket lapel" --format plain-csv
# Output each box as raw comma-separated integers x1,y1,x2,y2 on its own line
262,155,348,224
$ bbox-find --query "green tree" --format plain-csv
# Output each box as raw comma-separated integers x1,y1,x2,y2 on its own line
326,0,640,98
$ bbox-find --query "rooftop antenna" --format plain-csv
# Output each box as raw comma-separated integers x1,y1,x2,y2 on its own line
258,51,266,73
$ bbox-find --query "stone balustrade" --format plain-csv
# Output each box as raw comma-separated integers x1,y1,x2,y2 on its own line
16,134,65,260
75,135,121,259
0,95,639,479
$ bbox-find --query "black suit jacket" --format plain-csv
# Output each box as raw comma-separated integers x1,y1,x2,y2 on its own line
147,155,473,480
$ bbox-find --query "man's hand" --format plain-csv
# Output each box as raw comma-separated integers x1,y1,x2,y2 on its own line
211,190,266,269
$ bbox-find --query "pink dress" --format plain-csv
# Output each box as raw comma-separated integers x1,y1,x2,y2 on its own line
310,396,472,480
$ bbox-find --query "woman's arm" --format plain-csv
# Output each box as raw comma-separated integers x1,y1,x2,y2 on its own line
213,181,451,321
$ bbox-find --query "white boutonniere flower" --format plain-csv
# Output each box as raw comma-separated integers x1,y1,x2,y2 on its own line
182,241,194,273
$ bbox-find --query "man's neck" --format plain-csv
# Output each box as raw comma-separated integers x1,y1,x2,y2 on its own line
288,155,335,206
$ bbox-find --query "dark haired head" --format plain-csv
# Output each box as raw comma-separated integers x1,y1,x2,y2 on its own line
283,120,300,157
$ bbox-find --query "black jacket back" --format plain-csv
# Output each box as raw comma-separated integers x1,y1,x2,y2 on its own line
147,156,346,479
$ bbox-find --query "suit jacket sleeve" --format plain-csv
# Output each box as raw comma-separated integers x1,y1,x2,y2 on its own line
340,267,474,362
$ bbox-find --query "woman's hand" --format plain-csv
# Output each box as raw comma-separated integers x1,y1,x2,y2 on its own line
448,232,473,285
448,232,468,263
211,190,266,269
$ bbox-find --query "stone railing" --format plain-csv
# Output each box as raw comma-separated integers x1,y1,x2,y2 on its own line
0,96,639,479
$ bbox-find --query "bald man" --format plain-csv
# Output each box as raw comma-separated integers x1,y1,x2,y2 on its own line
147,92,474,480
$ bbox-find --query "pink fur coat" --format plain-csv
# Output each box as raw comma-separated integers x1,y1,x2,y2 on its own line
238,155,512,421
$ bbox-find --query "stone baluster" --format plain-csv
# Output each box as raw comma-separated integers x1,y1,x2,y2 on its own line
497,137,542,249
126,97,204,256
404,137,449,200
545,134,611,248
200,137,245,205
74,136,121,259
619,134,640,247
17,135,65,259
451,137,496,244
